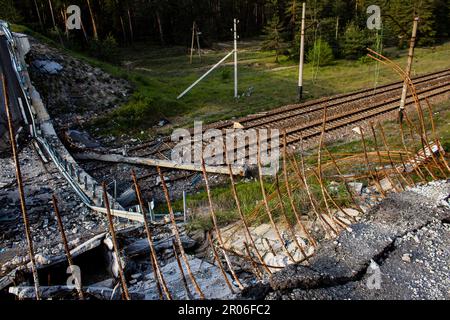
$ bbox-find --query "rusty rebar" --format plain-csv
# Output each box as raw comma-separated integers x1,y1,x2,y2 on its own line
282,133,317,247
375,122,413,188
52,195,85,300
424,98,450,174
291,134,338,236
224,145,272,275
200,158,244,290
131,171,172,300
256,133,296,263
403,113,437,180
243,241,263,280
398,118,427,182
323,147,365,215
359,126,386,197
102,182,131,300
367,49,445,179
207,232,236,294
274,173,308,259
172,240,194,300
1,73,41,300
157,166,205,299
220,246,286,270
368,123,402,193
316,106,347,228
310,168,353,227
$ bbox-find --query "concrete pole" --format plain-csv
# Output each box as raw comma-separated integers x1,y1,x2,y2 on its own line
297,2,306,101
399,17,419,115
234,18,238,98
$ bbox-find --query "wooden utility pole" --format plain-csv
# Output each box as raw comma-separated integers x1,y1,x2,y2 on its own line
297,2,306,101
196,26,202,62
399,17,419,119
190,22,197,64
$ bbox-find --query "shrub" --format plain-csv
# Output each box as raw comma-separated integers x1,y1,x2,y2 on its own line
221,68,231,81
306,38,334,66
88,34,120,63
342,23,372,60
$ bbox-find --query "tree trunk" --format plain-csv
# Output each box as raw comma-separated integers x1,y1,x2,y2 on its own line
33,0,44,30
48,0,57,30
86,0,99,40
120,16,127,43
155,10,165,45
48,0,64,46
127,9,134,42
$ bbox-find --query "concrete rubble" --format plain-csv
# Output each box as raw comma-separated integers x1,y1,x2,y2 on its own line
240,180,450,300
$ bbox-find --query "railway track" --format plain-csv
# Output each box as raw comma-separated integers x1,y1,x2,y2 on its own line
129,69,450,159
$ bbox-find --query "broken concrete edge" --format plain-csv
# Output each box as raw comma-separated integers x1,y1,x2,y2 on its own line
0,233,107,292
14,33,128,215
239,183,450,300
0,223,198,295
8,285,145,300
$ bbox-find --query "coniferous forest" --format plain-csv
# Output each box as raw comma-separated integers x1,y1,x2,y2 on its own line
1,0,450,62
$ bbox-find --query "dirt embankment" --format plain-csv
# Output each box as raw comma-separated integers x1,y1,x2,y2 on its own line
27,39,132,133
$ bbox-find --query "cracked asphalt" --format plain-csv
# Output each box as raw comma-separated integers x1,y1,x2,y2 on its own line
241,180,450,300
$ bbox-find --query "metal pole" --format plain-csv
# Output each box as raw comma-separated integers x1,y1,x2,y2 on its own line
399,17,419,117
102,182,131,300
52,195,85,299
1,74,41,300
177,50,235,99
297,2,306,101
183,190,187,223
234,18,238,98
113,180,117,208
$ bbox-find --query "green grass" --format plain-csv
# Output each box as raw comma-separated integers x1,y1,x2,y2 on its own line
13,24,450,139
100,39,450,137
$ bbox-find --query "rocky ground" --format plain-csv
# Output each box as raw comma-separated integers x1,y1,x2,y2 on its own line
27,38,132,134
0,142,109,277
240,180,450,300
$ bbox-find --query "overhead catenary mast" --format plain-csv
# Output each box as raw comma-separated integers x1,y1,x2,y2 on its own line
297,2,306,101
399,17,419,121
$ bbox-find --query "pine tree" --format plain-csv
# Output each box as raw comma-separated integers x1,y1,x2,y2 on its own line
341,22,371,59
263,15,285,63
306,37,334,66
285,0,302,31
0,0,21,22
